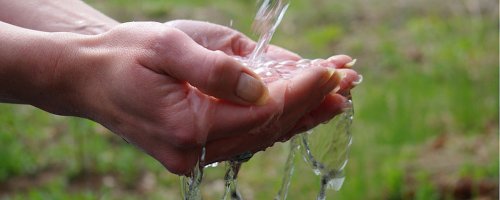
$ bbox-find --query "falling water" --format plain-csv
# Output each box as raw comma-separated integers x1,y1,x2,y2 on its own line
221,152,253,200
181,148,205,200
274,136,299,200
249,0,290,73
300,97,355,200
222,161,243,200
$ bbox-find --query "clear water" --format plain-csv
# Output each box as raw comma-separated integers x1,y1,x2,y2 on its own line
274,136,299,200
300,98,354,200
233,57,335,82
222,161,243,200
181,148,205,200
248,0,290,72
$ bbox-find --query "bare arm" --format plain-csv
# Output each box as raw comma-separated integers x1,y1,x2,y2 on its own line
0,0,118,34
0,21,76,112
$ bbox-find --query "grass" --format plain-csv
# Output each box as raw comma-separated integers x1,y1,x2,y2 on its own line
0,0,498,199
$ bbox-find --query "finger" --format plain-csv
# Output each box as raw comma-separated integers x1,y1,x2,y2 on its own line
206,66,340,141
327,55,354,69
306,94,346,123
336,68,361,95
166,20,301,60
204,94,345,163
165,20,257,56
204,127,276,164
281,66,341,112
278,94,346,142
147,28,269,105
264,45,302,61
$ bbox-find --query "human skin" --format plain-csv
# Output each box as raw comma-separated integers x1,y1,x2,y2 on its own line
0,0,119,34
0,2,360,175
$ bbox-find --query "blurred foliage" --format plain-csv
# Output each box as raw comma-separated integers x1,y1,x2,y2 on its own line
0,0,498,199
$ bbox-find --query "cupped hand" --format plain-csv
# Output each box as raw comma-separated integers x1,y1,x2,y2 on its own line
166,20,361,156
60,21,358,175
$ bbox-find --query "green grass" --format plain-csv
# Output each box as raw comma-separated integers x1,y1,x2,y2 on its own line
0,0,498,199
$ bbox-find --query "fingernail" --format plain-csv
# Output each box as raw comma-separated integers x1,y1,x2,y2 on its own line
319,68,336,85
329,71,344,94
236,73,268,105
345,59,357,68
332,70,342,93
352,74,363,86
339,70,347,79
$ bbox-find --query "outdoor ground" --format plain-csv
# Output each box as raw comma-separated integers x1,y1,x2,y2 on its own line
0,0,498,199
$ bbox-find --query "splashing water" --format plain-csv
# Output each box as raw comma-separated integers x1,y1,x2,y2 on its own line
233,57,338,82
222,161,243,200
300,97,354,200
181,148,205,200
222,152,253,200
274,136,299,200
249,0,290,71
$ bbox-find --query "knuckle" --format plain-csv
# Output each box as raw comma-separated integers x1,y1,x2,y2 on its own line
158,26,186,44
142,25,183,52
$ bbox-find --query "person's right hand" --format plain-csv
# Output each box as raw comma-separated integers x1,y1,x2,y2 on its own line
42,22,359,175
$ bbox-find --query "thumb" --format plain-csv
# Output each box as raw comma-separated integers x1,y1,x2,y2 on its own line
151,28,268,105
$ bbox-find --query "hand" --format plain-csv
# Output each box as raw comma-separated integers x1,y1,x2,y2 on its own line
165,19,302,61
165,20,361,146
51,21,358,175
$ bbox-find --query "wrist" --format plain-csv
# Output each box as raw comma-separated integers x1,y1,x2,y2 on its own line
35,32,91,117
1,27,98,118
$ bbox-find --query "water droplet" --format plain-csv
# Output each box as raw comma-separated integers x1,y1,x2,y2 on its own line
205,162,219,168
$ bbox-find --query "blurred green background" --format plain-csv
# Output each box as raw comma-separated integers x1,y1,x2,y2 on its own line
0,0,498,199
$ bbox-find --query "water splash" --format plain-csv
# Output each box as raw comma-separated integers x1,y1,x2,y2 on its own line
222,161,243,200
300,97,354,200
233,57,335,82
249,0,290,72
221,152,253,200
274,136,299,200
181,148,206,200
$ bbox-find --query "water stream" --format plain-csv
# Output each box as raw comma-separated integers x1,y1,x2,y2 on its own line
249,0,290,65
274,136,299,200
181,148,205,200
222,161,243,200
300,97,354,200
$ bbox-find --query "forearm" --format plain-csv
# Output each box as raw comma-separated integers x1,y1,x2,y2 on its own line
0,0,118,34
0,21,85,115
